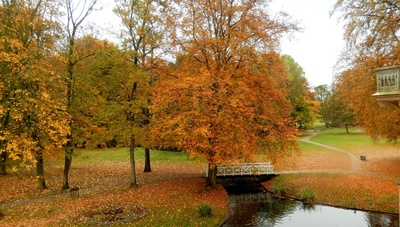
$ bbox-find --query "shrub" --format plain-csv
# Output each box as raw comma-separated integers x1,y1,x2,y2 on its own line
297,187,315,203
198,203,212,217
271,184,288,196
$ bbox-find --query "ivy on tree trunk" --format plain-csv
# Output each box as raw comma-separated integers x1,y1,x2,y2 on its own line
36,151,47,190
63,141,73,190
129,134,137,187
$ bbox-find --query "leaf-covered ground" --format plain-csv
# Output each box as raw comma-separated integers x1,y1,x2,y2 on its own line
264,130,400,214
0,150,229,226
1,129,399,226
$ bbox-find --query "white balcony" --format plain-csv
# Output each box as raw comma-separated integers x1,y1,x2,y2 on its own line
372,66,400,107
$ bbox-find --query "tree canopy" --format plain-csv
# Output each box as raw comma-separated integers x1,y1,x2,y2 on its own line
284,56,319,128
333,0,400,58
0,0,69,188
333,0,400,141
147,0,300,186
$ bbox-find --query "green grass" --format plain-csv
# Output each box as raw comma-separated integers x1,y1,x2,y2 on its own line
72,148,195,164
198,202,213,217
298,141,350,162
310,127,374,149
136,207,223,227
299,141,330,153
271,184,288,196
297,187,315,203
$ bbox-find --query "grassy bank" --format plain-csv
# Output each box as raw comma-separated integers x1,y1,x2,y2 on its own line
263,173,398,214
264,127,400,214
0,149,229,226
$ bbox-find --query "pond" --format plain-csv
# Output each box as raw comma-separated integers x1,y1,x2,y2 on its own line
220,178,399,227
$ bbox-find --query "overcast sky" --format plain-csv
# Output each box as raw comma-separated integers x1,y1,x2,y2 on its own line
88,0,345,88
270,0,345,87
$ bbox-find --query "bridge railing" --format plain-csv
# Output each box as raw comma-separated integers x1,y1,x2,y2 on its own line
216,162,275,177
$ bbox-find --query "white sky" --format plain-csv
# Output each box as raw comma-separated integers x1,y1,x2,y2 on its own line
87,0,345,88
270,0,345,87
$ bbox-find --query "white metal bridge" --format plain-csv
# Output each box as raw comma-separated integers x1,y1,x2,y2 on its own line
215,162,275,177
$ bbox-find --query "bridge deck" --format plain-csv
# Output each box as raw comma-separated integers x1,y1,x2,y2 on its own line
216,162,275,177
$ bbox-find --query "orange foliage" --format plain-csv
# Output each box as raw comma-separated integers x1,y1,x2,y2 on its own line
336,53,400,142
0,2,69,172
149,53,299,166
147,0,300,167
334,0,400,141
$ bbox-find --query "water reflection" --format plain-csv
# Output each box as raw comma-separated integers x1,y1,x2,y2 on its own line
223,193,398,227
220,179,398,227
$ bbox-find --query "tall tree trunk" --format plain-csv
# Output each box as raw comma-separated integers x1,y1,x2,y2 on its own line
0,150,6,175
345,123,349,134
62,139,73,189
63,59,73,190
207,164,217,188
143,148,151,172
36,151,47,190
129,134,137,187
0,108,11,176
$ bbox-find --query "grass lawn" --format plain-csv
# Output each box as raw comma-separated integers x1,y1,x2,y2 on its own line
0,148,229,226
263,127,400,214
263,173,398,214
310,127,398,154
311,128,372,149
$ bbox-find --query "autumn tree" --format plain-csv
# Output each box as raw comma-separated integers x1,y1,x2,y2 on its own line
335,55,400,141
284,56,319,129
314,84,332,126
62,0,98,189
333,1,400,140
120,67,152,187
69,35,132,148
332,0,400,59
0,0,69,188
148,0,300,186
323,87,355,132
114,0,167,185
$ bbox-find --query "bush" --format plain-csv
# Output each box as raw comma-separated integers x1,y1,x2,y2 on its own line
297,187,315,203
271,184,288,196
198,203,212,217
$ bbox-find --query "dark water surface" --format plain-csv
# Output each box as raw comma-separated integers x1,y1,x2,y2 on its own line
220,178,399,227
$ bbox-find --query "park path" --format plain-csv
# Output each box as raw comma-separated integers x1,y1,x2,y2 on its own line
299,132,362,171
280,132,397,182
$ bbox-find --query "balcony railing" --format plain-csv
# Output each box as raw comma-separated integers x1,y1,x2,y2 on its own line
373,66,400,108
376,66,400,93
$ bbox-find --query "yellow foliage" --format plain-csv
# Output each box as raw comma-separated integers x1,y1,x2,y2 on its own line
0,1,69,172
